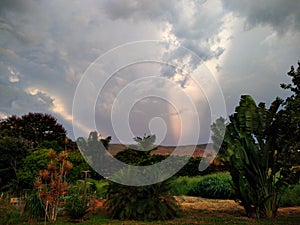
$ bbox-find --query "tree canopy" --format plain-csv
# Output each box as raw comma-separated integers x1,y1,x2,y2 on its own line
0,112,67,148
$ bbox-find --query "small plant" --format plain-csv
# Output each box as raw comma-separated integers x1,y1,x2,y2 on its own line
188,173,234,199
104,135,181,221
35,149,72,222
24,191,44,220
0,197,23,225
104,177,180,221
170,176,201,196
64,193,90,221
280,183,300,207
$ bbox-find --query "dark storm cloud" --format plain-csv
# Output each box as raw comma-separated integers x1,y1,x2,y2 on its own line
223,0,300,33
103,0,225,63
102,0,178,21
0,0,29,14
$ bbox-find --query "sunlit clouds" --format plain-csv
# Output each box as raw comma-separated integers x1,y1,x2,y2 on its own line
1,0,300,144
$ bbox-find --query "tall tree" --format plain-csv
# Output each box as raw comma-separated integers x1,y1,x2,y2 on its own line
0,112,67,147
0,136,31,191
277,61,300,165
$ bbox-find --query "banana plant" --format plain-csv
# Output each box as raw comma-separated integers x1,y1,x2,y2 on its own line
213,95,286,218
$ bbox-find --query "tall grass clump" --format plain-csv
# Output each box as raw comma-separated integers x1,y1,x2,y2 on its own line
170,176,202,196
188,173,234,199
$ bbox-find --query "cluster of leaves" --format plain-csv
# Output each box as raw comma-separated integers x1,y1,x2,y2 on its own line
23,191,45,220
34,149,72,222
0,136,31,191
188,173,234,199
0,197,22,224
0,113,108,192
64,193,90,221
0,113,67,148
0,113,67,191
105,179,180,221
211,62,300,219
104,135,181,221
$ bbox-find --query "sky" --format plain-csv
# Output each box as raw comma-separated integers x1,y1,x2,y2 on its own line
0,0,300,146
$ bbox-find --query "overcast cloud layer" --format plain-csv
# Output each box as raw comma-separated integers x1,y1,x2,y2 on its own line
0,0,299,146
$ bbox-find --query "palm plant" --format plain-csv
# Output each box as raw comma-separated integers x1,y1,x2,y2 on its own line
212,95,297,218
104,134,181,221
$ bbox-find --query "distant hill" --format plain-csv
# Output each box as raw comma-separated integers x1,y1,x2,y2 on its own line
108,143,216,158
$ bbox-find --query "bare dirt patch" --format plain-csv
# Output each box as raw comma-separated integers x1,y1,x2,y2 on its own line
174,196,300,223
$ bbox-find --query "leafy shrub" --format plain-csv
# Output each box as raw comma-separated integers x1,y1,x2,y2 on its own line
64,193,90,221
188,173,234,199
24,191,44,219
104,135,181,221
170,176,202,196
104,178,180,221
92,179,108,199
280,183,300,207
0,197,23,225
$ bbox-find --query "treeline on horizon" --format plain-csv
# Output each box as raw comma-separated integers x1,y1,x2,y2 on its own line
0,113,223,192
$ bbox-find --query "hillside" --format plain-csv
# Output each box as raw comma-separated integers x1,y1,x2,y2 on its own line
108,143,216,158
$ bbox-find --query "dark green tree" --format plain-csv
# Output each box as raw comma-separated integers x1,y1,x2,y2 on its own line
0,112,67,148
277,61,300,167
0,136,31,191
115,134,158,166
17,148,50,190
76,131,112,179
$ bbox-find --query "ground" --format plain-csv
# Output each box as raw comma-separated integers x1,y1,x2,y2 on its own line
91,196,300,225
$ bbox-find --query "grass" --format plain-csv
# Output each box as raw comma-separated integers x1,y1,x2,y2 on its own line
2,194,300,224
8,174,298,224
27,205,300,225
170,176,203,196
170,172,232,196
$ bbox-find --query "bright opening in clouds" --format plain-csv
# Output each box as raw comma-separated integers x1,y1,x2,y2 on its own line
1,0,300,146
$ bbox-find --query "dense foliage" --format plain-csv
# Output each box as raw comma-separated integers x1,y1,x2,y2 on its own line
104,135,181,221
188,173,234,199
0,113,67,147
276,61,300,166
213,95,293,218
64,193,90,221
212,74,300,218
0,136,31,191
105,178,180,221
35,149,72,222
0,112,68,191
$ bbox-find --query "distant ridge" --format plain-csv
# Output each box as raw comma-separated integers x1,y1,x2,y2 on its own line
108,143,215,158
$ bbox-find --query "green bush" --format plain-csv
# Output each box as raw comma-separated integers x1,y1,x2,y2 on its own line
64,193,90,221
0,197,23,225
170,176,202,196
92,179,108,199
104,175,180,221
104,135,181,221
188,173,234,199
280,183,300,207
24,191,44,219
